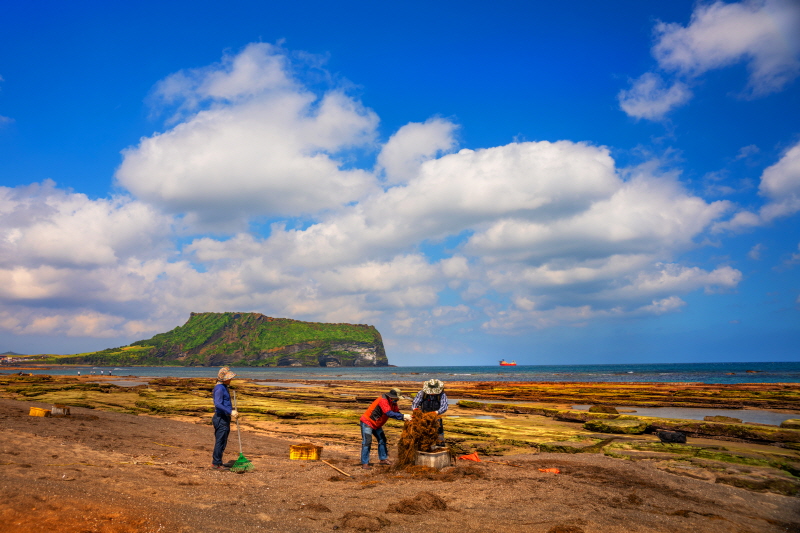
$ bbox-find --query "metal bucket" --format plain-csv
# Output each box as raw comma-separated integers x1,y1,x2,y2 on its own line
416,449,451,469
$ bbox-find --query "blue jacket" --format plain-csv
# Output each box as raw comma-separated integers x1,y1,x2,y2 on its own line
213,383,233,417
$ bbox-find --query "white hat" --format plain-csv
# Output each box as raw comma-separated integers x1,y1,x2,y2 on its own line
422,379,444,394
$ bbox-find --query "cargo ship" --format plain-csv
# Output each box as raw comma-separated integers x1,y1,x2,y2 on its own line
499,359,517,366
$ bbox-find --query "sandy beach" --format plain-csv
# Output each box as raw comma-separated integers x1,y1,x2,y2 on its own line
1,374,799,532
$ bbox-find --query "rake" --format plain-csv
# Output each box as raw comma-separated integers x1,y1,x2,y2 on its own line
229,390,254,473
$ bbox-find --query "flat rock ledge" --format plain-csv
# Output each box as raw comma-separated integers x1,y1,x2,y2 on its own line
584,419,648,434
781,419,800,430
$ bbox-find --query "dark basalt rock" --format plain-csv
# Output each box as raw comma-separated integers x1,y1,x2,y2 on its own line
654,429,687,443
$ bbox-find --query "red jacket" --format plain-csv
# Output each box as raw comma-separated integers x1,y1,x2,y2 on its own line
359,394,402,429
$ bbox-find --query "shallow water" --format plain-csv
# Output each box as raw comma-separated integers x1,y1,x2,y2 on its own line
571,404,796,426
253,381,318,388
5,361,800,384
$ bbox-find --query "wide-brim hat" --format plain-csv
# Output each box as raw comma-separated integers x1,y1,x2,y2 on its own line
217,366,236,381
422,379,444,394
387,387,402,399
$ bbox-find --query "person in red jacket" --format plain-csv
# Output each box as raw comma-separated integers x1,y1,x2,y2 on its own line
359,387,411,469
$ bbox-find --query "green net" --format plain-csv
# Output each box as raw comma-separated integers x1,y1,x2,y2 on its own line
229,452,254,473
229,390,254,473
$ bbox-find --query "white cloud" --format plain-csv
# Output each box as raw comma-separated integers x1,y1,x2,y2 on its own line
376,118,458,185
653,0,800,96
614,264,741,297
183,140,736,333
116,43,380,227
714,140,800,231
621,0,800,119
759,141,800,216
618,73,692,120
0,137,739,344
466,170,730,264
0,180,171,268
735,144,760,160
748,243,765,259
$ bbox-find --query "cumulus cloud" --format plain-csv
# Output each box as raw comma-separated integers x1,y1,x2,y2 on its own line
116,43,380,227
376,118,458,185
0,43,748,350
620,0,800,119
0,180,171,269
180,139,736,333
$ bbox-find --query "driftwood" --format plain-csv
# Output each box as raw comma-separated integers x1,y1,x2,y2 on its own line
321,459,351,477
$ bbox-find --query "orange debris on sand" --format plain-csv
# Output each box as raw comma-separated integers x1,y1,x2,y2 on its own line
458,452,481,462
539,468,561,474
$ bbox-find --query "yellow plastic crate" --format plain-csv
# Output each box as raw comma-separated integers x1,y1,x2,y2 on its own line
290,443,322,461
29,407,51,417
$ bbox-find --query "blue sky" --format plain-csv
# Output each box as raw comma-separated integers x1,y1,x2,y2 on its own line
0,1,798,365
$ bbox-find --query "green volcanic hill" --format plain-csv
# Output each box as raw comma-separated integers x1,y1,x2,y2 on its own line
59,312,389,367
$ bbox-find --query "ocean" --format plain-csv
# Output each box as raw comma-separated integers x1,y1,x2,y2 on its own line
7,361,800,384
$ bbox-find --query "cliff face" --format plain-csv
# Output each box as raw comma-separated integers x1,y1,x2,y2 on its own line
63,312,389,367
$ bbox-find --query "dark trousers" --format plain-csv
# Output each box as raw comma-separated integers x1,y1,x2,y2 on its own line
212,413,231,466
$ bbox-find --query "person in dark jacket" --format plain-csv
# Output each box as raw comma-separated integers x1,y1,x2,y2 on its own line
411,379,448,443
358,387,411,469
211,367,239,470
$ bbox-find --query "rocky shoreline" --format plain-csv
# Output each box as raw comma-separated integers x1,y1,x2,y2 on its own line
1,373,799,531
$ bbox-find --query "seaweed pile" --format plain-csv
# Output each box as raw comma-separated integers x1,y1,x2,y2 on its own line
396,410,442,468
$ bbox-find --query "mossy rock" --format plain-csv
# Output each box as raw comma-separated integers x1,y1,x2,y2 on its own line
715,475,800,496
539,440,607,454
704,415,741,423
555,410,618,423
584,419,647,434
589,405,619,414
780,419,800,430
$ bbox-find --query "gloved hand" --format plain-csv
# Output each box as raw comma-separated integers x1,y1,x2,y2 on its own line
403,414,412,421
231,409,239,420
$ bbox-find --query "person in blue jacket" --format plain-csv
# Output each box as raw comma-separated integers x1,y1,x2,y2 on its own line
211,367,238,470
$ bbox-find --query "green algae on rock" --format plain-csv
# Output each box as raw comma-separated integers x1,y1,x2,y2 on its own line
781,419,800,430
704,415,742,423
589,405,619,414
584,419,648,434
538,438,615,454
621,415,800,444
